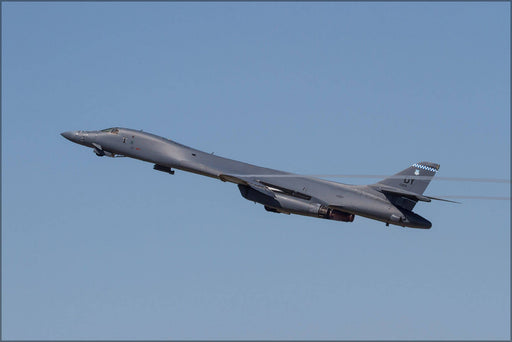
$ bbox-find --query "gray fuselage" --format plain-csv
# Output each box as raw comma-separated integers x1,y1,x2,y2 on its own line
61,127,432,228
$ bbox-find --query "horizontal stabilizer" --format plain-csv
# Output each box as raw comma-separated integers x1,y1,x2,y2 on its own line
377,186,432,202
425,195,461,204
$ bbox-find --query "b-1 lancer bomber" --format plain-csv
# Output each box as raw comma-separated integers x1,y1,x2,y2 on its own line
61,127,454,229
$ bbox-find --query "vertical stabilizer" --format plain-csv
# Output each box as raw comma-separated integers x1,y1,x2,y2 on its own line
376,161,440,195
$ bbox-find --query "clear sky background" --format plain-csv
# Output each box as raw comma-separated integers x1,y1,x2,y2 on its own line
2,2,510,340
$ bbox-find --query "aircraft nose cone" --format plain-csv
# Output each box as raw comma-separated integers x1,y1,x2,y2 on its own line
61,131,76,142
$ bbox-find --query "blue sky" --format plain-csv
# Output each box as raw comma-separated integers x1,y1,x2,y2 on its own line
2,2,510,340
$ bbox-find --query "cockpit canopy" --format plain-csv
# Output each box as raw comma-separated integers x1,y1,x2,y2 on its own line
100,127,119,134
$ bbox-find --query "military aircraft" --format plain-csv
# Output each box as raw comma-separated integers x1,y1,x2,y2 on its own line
61,127,455,229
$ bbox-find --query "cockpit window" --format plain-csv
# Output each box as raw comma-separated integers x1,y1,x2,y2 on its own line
100,128,119,134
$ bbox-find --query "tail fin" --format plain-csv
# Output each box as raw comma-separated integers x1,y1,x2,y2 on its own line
376,161,440,195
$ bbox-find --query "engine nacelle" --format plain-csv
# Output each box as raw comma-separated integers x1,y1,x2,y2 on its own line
238,184,355,223
264,205,281,213
318,206,355,222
